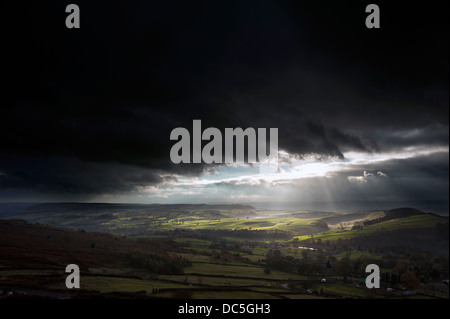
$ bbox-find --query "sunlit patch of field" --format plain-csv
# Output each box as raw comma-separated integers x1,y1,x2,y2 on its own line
292,214,445,242
124,215,323,233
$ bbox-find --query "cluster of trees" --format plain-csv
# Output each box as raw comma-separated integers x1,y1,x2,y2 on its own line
210,229,293,240
297,223,449,256
168,228,293,241
265,249,326,275
208,240,253,263
313,220,329,231
126,250,191,275
335,252,449,288
264,246,449,290
361,208,422,227
210,249,236,263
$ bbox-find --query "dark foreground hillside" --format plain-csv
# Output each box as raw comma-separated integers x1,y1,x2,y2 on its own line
0,220,188,298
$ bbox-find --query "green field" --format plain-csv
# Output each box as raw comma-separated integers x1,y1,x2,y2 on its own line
185,262,306,280
305,282,375,298
158,274,275,287
82,276,189,294
292,214,445,242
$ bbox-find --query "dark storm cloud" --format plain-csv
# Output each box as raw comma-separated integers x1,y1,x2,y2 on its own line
330,152,449,201
0,155,163,196
1,0,448,197
364,152,449,183
368,124,449,151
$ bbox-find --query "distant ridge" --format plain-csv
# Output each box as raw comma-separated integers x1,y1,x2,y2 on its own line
362,207,447,227
249,200,449,216
384,207,424,218
24,202,256,211
0,202,256,219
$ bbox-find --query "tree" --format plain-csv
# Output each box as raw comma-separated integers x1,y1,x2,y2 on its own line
328,255,337,264
400,271,420,290
394,259,409,274
301,250,311,262
336,258,353,283
316,252,326,264
431,264,442,279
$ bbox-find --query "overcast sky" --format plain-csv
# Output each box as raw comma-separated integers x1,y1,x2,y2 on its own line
1,0,448,205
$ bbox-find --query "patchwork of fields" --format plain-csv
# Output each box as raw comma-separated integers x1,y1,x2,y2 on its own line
0,204,448,299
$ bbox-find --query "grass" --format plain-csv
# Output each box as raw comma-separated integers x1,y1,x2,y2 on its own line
370,214,444,229
333,250,383,260
81,276,189,293
103,215,323,234
173,238,211,249
307,282,374,298
158,274,274,287
185,262,308,281
153,289,281,299
191,290,280,299
293,214,445,243
283,294,328,299
0,269,61,277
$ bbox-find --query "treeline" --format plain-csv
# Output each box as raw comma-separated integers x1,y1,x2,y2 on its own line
167,228,294,240
300,222,449,254
312,220,329,231
348,223,448,253
126,250,191,275
265,249,323,275
363,208,424,226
